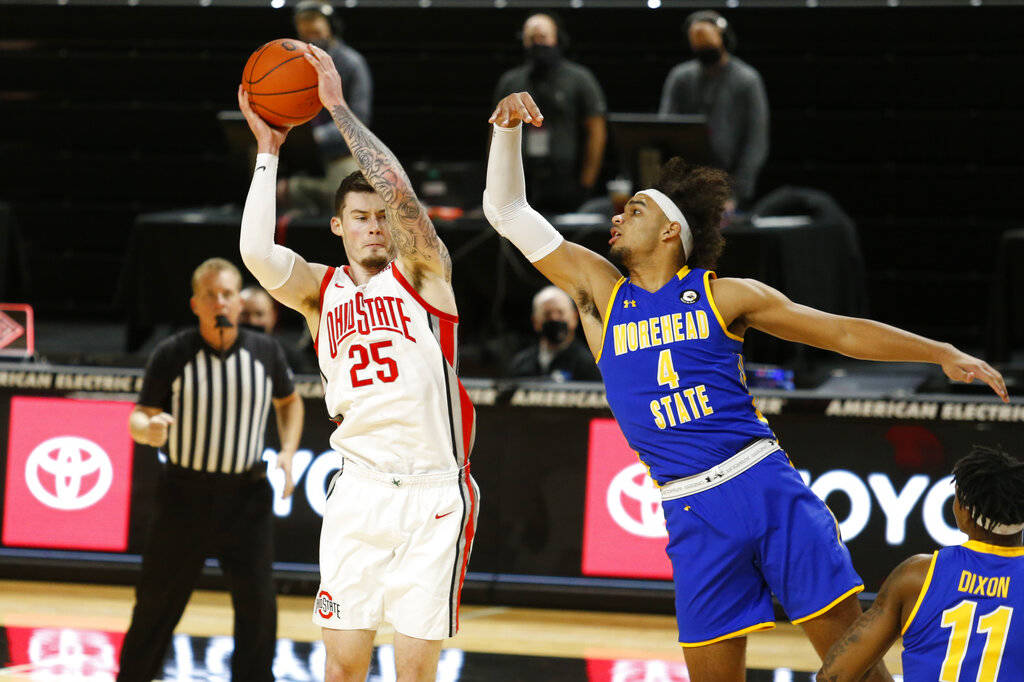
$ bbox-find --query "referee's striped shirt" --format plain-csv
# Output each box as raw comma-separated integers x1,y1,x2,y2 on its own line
138,328,295,474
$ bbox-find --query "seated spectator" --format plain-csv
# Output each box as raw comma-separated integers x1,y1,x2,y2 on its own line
509,286,601,382
240,286,316,374
659,10,768,212
493,13,607,214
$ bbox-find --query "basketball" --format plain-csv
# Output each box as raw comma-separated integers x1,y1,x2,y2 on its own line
242,39,322,127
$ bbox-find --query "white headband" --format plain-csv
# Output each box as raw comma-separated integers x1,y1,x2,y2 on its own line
637,189,693,261
974,513,1024,536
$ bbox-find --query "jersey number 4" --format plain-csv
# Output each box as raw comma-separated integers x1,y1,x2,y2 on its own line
349,341,399,387
939,600,1014,681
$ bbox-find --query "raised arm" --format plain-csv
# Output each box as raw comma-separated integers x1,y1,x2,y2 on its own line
484,92,621,354
713,277,1009,401
303,45,450,282
817,554,932,682
236,86,327,328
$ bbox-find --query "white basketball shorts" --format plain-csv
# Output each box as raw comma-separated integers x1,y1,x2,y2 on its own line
312,458,480,640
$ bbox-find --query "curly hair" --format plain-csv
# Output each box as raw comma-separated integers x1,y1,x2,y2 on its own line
654,157,731,270
953,445,1024,534
334,170,376,217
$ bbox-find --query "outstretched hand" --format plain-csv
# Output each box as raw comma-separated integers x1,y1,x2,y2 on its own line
941,349,1009,402
489,92,545,128
237,84,290,153
303,44,345,109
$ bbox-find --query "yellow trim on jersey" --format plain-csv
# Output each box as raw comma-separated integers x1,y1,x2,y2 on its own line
791,585,865,624
963,540,1024,557
594,276,627,363
635,451,661,488
679,621,775,648
676,265,691,280
901,551,938,636
703,270,744,342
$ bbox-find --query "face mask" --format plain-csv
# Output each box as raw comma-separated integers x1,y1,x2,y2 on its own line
695,47,723,66
527,44,562,70
540,319,569,344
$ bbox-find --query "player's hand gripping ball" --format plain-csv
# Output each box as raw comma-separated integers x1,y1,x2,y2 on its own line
242,39,322,127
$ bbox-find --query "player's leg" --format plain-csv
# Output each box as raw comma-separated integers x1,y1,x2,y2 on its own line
798,594,892,682
384,473,478,679
754,452,893,682
656,485,776,682
118,476,208,681
680,637,748,682
316,467,396,679
322,628,376,682
216,478,276,682
393,633,443,682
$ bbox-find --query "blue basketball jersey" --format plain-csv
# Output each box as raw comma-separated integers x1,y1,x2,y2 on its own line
596,266,775,483
902,541,1024,681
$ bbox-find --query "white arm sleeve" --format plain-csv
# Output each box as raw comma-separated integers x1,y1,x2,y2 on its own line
482,123,564,263
239,153,296,291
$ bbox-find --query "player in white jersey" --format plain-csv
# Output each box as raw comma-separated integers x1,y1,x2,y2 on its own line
236,45,478,682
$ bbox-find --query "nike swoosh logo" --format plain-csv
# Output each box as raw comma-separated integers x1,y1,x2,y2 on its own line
334,282,345,288
256,165,266,172
435,511,454,519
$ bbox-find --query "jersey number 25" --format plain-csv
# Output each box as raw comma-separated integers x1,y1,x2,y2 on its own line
349,341,399,387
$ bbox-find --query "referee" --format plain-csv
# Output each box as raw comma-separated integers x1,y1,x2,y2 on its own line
118,258,304,682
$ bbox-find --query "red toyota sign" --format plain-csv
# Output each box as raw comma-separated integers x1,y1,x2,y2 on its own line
586,657,690,682
2,396,135,551
5,626,124,677
581,418,673,580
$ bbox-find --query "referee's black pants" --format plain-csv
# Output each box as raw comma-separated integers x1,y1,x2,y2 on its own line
117,465,276,682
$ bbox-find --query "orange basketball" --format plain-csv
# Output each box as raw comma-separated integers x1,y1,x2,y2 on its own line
242,39,322,127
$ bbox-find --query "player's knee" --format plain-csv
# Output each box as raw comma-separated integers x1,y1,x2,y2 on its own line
395,662,436,682
323,654,367,682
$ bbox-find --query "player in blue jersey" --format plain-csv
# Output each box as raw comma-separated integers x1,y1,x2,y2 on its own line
483,92,1010,682
818,446,1024,682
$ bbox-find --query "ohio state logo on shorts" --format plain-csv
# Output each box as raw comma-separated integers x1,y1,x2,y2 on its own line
316,590,341,619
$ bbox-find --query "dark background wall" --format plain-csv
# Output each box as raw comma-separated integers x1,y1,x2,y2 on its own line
2,5,1022,348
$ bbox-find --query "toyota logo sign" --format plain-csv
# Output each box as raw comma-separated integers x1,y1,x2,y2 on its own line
606,463,668,538
25,436,114,511
582,418,673,579
3,396,134,552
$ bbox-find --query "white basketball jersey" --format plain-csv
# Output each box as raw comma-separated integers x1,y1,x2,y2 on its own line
315,262,475,474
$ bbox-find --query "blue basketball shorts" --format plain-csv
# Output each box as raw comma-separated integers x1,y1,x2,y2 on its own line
662,449,863,646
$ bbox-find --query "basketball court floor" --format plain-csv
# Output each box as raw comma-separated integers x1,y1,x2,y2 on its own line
0,580,905,681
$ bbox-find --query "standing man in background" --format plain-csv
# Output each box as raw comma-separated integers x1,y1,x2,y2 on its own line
659,10,768,212
118,258,303,682
280,0,373,216
494,12,607,214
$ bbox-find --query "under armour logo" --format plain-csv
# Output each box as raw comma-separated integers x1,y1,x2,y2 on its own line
622,300,637,308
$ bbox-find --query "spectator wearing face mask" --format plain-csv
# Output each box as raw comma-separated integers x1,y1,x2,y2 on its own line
508,286,602,382
239,286,317,374
278,0,373,216
493,13,607,214
659,10,769,212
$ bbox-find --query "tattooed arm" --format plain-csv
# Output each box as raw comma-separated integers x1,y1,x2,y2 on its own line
816,554,932,682
303,45,452,284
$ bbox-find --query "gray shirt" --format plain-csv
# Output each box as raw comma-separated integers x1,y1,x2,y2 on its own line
659,56,769,205
311,39,373,160
494,60,606,167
